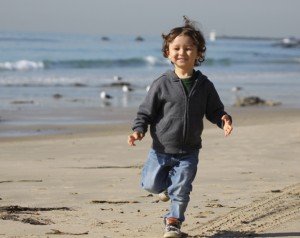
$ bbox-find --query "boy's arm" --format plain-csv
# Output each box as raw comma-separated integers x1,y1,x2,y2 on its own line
205,81,233,136
129,81,161,146
131,82,160,134
205,82,227,128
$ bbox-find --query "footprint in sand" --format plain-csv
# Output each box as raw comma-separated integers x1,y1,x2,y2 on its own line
194,210,215,218
188,183,300,237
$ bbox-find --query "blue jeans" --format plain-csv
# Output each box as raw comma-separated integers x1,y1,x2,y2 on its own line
141,148,199,222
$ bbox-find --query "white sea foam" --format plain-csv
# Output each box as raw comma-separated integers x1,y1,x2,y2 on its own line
0,75,86,86
0,60,44,71
144,56,169,66
144,56,157,66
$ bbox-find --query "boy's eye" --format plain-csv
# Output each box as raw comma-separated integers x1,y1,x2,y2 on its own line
186,46,195,50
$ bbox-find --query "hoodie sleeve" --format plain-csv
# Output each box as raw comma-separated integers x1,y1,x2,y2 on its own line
132,80,161,134
205,81,228,128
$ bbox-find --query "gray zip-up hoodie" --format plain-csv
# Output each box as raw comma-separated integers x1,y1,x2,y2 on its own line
132,70,230,154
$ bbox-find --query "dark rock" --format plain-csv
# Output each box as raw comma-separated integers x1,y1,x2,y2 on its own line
101,36,110,41
234,96,281,107
135,36,144,42
53,94,63,99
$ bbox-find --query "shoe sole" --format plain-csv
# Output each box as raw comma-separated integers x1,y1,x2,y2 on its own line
158,193,170,202
163,231,181,238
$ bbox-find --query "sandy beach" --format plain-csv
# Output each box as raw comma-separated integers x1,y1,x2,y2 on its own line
0,106,299,237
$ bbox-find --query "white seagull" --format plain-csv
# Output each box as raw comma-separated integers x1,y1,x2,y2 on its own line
122,85,133,93
100,91,113,100
231,86,243,92
113,75,122,81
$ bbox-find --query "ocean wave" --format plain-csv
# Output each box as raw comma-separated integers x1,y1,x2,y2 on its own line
0,75,93,87
205,57,300,66
204,58,232,66
43,56,169,69
0,56,168,71
0,57,233,71
0,60,44,71
1,56,299,72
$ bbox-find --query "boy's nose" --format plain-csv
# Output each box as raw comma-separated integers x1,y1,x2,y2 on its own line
178,49,185,55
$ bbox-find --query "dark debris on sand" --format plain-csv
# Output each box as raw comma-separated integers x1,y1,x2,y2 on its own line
0,205,72,225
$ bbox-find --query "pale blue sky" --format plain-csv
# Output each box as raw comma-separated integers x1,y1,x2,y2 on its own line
1,0,299,37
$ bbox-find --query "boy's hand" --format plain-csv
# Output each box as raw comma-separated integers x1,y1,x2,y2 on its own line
221,114,233,137
127,131,144,146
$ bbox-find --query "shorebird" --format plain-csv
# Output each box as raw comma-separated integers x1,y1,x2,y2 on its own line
122,85,133,93
100,91,113,100
231,86,243,92
113,75,122,81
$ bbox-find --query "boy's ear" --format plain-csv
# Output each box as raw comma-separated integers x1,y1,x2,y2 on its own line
166,50,170,58
197,52,203,61
197,51,202,59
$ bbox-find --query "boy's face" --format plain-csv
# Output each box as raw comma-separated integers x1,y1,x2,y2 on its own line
167,34,200,73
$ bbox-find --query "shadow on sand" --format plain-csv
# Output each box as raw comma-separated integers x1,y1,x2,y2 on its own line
183,230,300,237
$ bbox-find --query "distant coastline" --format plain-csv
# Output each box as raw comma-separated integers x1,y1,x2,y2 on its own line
217,35,282,41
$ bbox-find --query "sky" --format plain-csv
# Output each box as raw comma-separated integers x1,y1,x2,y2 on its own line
1,0,300,38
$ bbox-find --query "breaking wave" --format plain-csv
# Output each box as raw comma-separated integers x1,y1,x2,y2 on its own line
1,56,299,72
0,57,168,71
0,60,44,71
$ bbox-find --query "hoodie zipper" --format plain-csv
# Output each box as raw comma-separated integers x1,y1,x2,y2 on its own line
179,78,198,151
178,80,187,153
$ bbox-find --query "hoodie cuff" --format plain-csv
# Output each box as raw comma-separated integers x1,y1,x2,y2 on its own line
132,127,146,134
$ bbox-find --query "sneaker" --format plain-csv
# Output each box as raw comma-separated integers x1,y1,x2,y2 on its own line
163,217,182,238
158,190,170,202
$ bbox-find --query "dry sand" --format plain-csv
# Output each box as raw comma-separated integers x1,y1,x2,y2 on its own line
0,107,299,237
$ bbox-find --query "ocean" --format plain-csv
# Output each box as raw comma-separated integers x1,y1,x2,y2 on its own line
1,31,300,115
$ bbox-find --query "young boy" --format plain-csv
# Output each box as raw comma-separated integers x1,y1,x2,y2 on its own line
128,16,233,238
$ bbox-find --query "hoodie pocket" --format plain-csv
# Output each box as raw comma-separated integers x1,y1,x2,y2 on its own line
158,117,184,144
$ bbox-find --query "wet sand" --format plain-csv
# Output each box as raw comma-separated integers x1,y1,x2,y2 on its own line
0,106,299,237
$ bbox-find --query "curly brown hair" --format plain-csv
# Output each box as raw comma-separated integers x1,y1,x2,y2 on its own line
162,16,206,66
